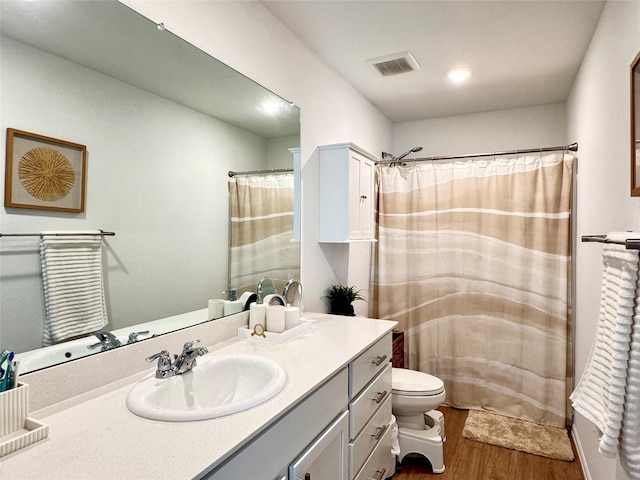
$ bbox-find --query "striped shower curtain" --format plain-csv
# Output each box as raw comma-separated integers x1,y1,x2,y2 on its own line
372,152,574,427
228,173,300,294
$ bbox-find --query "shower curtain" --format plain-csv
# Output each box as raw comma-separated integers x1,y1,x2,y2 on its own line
228,173,300,294
372,152,574,427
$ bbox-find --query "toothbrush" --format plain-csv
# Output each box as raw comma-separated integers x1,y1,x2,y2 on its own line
0,352,13,392
0,350,10,386
0,349,10,366
8,360,19,390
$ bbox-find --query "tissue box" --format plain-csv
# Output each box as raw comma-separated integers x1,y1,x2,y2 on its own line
0,383,48,457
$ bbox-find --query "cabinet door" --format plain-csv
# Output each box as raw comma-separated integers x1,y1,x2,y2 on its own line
348,153,362,239
358,157,375,240
289,411,349,480
348,153,375,240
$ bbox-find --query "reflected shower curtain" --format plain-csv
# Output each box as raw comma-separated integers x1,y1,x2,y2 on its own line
228,173,300,293
372,152,574,427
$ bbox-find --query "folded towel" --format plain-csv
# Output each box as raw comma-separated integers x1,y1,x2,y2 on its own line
620,308,640,479
570,232,640,475
40,231,108,345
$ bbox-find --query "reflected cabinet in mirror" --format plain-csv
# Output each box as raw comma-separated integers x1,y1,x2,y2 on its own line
631,50,640,196
0,0,300,372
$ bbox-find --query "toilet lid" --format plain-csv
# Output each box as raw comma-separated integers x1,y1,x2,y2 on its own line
392,367,445,396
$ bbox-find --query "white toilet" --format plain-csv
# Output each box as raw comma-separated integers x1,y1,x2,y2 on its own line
391,367,447,474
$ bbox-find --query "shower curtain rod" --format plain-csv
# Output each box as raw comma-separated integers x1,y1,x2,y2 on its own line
581,234,640,250
0,230,115,238
376,142,578,164
228,168,293,177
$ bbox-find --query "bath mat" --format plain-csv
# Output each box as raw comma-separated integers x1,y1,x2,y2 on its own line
462,410,575,461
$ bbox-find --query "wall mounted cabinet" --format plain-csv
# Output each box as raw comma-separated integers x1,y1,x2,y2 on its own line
319,143,377,243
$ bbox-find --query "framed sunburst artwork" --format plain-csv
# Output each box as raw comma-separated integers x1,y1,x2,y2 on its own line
4,129,87,213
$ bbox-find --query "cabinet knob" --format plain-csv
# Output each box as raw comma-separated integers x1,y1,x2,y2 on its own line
360,195,367,200
372,354,387,366
373,423,389,440
304,473,311,480
374,390,389,404
373,468,387,480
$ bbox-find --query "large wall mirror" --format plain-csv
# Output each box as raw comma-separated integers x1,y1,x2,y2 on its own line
631,50,640,196
0,0,300,372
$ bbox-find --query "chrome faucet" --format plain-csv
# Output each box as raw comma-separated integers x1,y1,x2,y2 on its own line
88,331,122,351
127,330,150,344
146,340,209,379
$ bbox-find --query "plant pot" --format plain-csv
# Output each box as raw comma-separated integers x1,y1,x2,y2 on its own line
329,301,355,316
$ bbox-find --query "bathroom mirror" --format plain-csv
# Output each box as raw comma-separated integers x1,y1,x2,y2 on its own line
0,0,300,371
631,51,640,196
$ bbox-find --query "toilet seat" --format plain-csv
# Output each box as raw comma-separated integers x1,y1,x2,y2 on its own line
392,367,444,396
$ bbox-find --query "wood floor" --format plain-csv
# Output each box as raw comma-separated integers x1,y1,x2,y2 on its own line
391,407,585,480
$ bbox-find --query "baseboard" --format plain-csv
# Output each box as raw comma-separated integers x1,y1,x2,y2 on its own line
571,425,591,480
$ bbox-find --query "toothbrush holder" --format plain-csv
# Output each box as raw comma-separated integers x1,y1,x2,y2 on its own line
0,383,49,457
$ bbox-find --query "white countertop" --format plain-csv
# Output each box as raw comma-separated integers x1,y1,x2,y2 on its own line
0,314,396,480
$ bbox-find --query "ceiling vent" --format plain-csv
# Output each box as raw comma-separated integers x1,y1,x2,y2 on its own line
368,51,420,77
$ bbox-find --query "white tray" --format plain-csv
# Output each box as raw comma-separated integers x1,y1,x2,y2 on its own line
0,417,49,458
237,319,312,343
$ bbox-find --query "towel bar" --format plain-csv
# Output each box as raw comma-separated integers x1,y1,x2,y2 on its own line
581,235,640,250
0,230,115,238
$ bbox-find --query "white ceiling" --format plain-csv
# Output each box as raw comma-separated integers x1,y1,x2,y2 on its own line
262,0,606,123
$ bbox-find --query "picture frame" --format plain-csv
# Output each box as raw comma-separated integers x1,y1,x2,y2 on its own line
4,128,87,212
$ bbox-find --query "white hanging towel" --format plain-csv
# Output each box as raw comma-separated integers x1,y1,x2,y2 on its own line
570,232,640,478
40,231,108,345
621,294,640,479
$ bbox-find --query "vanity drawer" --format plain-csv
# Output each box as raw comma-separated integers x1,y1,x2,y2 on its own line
349,333,392,398
349,364,391,440
353,422,393,480
348,395,392,479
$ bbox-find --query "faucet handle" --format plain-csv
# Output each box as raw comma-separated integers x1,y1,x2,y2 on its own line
146,350,175,379
182,339,202,351
93,331,117,342
88,331,121,351
128,331,150,344
87,341,104,350
146,350,172,366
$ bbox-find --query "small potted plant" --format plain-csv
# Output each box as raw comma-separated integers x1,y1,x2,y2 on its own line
322,284,365,316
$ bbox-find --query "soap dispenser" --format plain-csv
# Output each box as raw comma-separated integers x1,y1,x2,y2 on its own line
223,289,242,316
249,297,267,330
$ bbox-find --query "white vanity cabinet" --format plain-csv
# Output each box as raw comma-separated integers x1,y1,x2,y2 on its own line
203,368,348,480
289,411,349,480
348,333,394,480
319,143,377,242
201,332,394,480
1,315,398,480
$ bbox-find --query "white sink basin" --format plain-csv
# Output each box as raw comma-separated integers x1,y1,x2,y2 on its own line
126,353,287,422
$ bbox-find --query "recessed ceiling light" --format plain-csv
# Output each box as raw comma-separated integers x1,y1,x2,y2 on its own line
447,67,473,84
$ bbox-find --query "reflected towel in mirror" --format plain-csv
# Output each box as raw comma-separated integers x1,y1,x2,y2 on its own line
40,231,108,346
